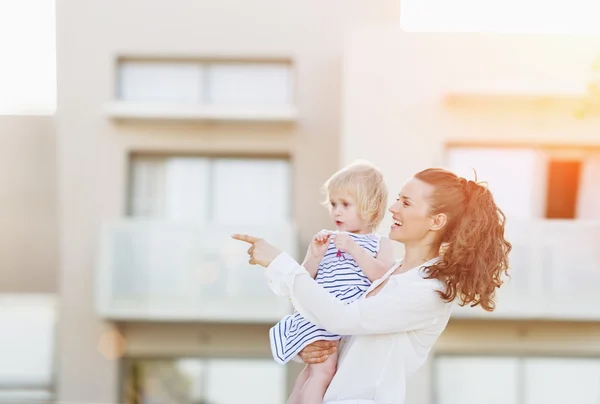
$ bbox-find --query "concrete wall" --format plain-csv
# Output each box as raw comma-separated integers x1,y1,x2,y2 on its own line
0,116,57,293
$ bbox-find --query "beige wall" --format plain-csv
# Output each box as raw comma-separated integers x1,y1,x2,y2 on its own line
55,2,600,402
0,116,57,293
55,0,398,401
439,320,600,355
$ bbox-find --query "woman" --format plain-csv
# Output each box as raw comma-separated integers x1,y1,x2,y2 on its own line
234,168,511,404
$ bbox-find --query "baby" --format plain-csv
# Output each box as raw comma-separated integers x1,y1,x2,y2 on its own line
270,161,394,404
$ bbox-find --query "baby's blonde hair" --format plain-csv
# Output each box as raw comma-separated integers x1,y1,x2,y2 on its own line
322,160,388,230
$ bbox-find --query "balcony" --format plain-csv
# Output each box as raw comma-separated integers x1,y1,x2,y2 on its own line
103,102,297,123
95,220,297,322
97,219,600,322
452,220,600,320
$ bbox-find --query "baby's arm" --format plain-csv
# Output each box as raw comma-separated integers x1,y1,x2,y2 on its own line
301,247,320,279
342,235,395,282
301,231,330,278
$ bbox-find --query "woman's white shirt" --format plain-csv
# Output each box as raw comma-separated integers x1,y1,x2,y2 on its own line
265,254,452,404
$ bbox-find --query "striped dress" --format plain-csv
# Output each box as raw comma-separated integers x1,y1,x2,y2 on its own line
269,231,380,364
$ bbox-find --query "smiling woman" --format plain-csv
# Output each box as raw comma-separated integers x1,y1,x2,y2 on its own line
0,0,56,115
232,167,512,403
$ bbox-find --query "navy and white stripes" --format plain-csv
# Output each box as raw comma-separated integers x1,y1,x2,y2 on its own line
269,232,380,364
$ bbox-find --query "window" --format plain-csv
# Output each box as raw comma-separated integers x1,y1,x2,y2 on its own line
401,0,600,34
545,160,581,219
524,358,600,404
0,295,56,402
446,147,547,220
122,358,286,404
577,157,600,219
119,62,204,103
435,355,600,404
0,0,56,114
435,356,519,404
117,60,293,107
446,147,600,220
129,156,291,224
207,63,292,106
95,155,295,321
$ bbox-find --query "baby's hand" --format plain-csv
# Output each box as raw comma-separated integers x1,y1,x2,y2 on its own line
309,231,331,258
333,233,358,255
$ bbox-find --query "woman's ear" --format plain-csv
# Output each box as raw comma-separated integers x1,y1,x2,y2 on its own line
430,213,447,232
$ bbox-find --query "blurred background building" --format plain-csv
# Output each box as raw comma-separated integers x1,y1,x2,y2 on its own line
1,0,600,403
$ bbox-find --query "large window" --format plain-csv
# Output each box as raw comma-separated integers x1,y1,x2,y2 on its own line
0,0,56,114
122,358,286,404
435,355,600,404
118,60,293,107
446,147,600,220
95,156,295,321
129,156,292,225
435,356,519,404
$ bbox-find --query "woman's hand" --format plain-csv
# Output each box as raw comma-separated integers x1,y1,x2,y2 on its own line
298,340,338,364
232,234,282,267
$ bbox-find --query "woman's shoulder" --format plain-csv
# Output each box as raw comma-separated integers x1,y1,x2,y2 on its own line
391,263,446,291
383,270,451,316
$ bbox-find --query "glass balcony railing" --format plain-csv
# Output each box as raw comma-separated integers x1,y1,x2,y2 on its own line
453,219,600,320
95,220,298,322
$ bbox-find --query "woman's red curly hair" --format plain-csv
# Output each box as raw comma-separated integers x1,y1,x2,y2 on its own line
415,168,512,311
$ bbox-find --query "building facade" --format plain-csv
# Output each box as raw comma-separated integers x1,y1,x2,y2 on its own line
2,0,600,403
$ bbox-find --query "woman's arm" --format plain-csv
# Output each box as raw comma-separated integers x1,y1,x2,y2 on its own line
266,253,450,335
231,233,449,336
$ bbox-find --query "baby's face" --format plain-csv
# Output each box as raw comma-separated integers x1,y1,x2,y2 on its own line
328,191,369,234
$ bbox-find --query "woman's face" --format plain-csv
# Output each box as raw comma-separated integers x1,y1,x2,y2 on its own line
388,177,436,244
